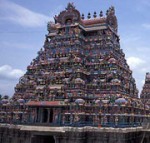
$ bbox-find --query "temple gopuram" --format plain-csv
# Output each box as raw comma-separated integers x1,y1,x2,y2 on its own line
0,3,149,143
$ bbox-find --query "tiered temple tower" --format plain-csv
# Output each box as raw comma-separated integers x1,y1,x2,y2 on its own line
0,3,149,127
14,3,138,101
140,73,150,107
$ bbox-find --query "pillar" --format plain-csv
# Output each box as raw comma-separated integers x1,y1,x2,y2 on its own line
40,108,43,123
47,109,50,123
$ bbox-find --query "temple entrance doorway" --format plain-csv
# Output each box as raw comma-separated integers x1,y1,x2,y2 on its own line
31,135,55,143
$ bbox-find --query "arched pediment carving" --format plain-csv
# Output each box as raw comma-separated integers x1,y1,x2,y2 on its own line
55,3,81,25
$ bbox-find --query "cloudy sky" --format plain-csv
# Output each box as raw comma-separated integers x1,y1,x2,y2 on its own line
0,0,150,97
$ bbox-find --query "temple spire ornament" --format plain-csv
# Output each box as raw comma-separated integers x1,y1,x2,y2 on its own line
87,12,91,19
66,2,75,10
100,10,103,17
93,11,97,18
81,13,84,19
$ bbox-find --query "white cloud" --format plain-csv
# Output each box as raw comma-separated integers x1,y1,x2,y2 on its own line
0,82,16,96
127,57,145,69
0,42,25,49
0,0,51,27
141,80,145,85
0,41,39,50
0,65,24,80
142,24,150,29
140,67,150,73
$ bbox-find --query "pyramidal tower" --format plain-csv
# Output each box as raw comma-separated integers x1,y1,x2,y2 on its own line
140,73,150,107
3,3,148,127
14,3,138,101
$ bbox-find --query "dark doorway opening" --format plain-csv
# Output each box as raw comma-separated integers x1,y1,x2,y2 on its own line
31,135,55,143
43,109,48,123
50,109,53,123
85,115,93,125
36,108,39,122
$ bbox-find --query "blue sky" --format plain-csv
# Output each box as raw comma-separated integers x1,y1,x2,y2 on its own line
0,0,150,97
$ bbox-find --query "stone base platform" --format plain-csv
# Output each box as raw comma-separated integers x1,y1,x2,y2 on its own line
0,124,149,143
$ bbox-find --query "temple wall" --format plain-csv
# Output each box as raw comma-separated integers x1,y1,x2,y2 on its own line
0,126,31,143
0,125,149,143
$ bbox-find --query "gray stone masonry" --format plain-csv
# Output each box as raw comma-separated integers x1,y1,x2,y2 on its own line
0,124,149,143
